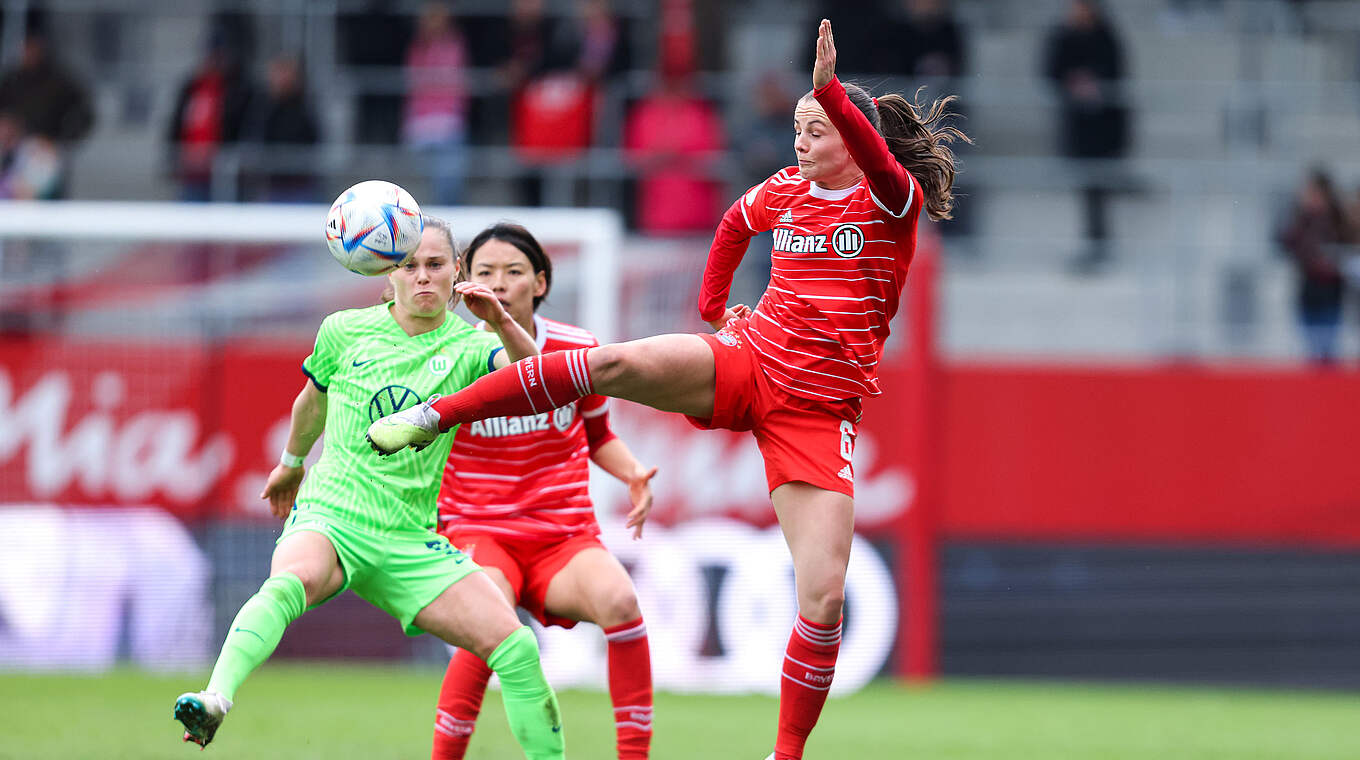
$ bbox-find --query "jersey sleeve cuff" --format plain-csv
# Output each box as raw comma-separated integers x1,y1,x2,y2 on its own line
812,76,842,99
301,364,328,392
487,346,504,374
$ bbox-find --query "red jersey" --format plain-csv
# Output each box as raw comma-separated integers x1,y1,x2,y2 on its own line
698,77,923,401
438,315,611,539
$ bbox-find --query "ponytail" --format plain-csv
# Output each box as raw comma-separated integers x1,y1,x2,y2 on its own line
843,82,970,222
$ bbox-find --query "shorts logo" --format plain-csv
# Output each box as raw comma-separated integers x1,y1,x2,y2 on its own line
368,385,423,422
427,355,452,377
716,328,741,348
831,224,865,258
553,405,575,432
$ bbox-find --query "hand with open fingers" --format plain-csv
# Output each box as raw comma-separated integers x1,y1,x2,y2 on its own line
456,280,509,325
813,18,836,90
706,303,751,332
624,466,658,540
260,464,304,520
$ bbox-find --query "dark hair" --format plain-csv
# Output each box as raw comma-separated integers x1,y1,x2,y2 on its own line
1305,168,1348,237
812,82,971,222
462,222,553,311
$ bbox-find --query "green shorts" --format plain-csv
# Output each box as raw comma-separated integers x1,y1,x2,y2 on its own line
278,502,481,636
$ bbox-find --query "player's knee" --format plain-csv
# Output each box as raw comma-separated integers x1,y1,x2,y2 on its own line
595,585,642,627
802,581,846,622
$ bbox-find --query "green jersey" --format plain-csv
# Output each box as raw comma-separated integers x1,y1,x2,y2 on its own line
297,303,501,533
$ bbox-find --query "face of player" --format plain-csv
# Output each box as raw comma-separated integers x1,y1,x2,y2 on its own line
389,227,458,319
468,239,547,330
793,97,862,190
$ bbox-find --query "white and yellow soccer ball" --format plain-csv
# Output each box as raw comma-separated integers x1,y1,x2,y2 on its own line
325,180,424,276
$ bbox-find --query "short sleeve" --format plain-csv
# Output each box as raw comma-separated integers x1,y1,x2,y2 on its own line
739,174,779,234
301,314,344,392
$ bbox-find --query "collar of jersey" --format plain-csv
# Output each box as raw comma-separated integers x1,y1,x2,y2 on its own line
808,181,861,201
383,301,456,342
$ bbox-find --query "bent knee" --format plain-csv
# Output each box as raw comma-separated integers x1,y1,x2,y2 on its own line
593,586,642,628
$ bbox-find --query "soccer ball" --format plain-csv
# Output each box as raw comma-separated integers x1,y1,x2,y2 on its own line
325,180,424,276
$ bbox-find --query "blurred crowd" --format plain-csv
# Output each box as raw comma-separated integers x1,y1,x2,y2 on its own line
5,0,1360,361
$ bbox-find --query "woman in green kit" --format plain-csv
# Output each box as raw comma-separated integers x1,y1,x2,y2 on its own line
173,215,566,760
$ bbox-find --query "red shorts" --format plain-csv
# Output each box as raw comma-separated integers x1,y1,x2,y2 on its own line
686,329,861,497
437,526,605,629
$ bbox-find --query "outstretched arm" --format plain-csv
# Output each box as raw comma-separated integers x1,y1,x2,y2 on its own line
811,19,913,213
261,381,327,519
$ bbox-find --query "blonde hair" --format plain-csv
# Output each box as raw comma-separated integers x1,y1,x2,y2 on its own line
380,214,463,305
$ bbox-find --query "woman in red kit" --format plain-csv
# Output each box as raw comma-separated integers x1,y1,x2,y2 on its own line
429,222,658,760
371,20,967,760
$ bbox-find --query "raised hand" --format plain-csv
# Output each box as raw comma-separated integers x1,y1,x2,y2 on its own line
455,281,510,326
813,18,836,90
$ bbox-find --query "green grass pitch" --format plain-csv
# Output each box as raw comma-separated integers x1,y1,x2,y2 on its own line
1,664,1357,759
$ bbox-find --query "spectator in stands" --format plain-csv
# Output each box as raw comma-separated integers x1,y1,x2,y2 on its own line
337,1,412,146
0,24,94,198
623,66,725,235
508,0,624,206
242,56,320,203
0,110,61,199
737,70,797,192
403,2,470,206
890,0,968,83
1278,168,1349,364
166,29,255,202
1043,0,1130,273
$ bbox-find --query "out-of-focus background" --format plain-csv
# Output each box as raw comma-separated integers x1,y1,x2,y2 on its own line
2,0,1360,756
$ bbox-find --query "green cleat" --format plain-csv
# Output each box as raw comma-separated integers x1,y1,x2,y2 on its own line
174,691,232,749
365,394,442,455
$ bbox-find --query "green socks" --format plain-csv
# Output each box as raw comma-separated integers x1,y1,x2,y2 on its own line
206,573,307,701
486,626,566,760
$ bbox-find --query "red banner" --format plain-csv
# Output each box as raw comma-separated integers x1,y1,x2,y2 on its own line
937,363,1360,546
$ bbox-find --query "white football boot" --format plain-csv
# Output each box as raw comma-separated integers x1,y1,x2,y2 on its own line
365,394,442,455
174,690,232,748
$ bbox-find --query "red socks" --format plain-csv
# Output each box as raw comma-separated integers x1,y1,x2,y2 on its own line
774,615,842,760
431,648,492,760
433,619,652,760
605,618,653,760
433,348,594,430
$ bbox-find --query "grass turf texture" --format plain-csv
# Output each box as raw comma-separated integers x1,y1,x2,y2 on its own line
1,664,1357,759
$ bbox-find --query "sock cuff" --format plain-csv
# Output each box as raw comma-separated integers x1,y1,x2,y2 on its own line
562,348,595,395
486,626,539,673
452,647,494,677
261,572,308,621
794,614,843,647
603,617,647,642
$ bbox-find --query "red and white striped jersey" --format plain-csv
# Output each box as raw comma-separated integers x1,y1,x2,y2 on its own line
437,314,608,538
698,77,923,401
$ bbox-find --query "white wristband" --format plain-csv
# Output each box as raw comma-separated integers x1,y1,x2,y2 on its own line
280,451,305,468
